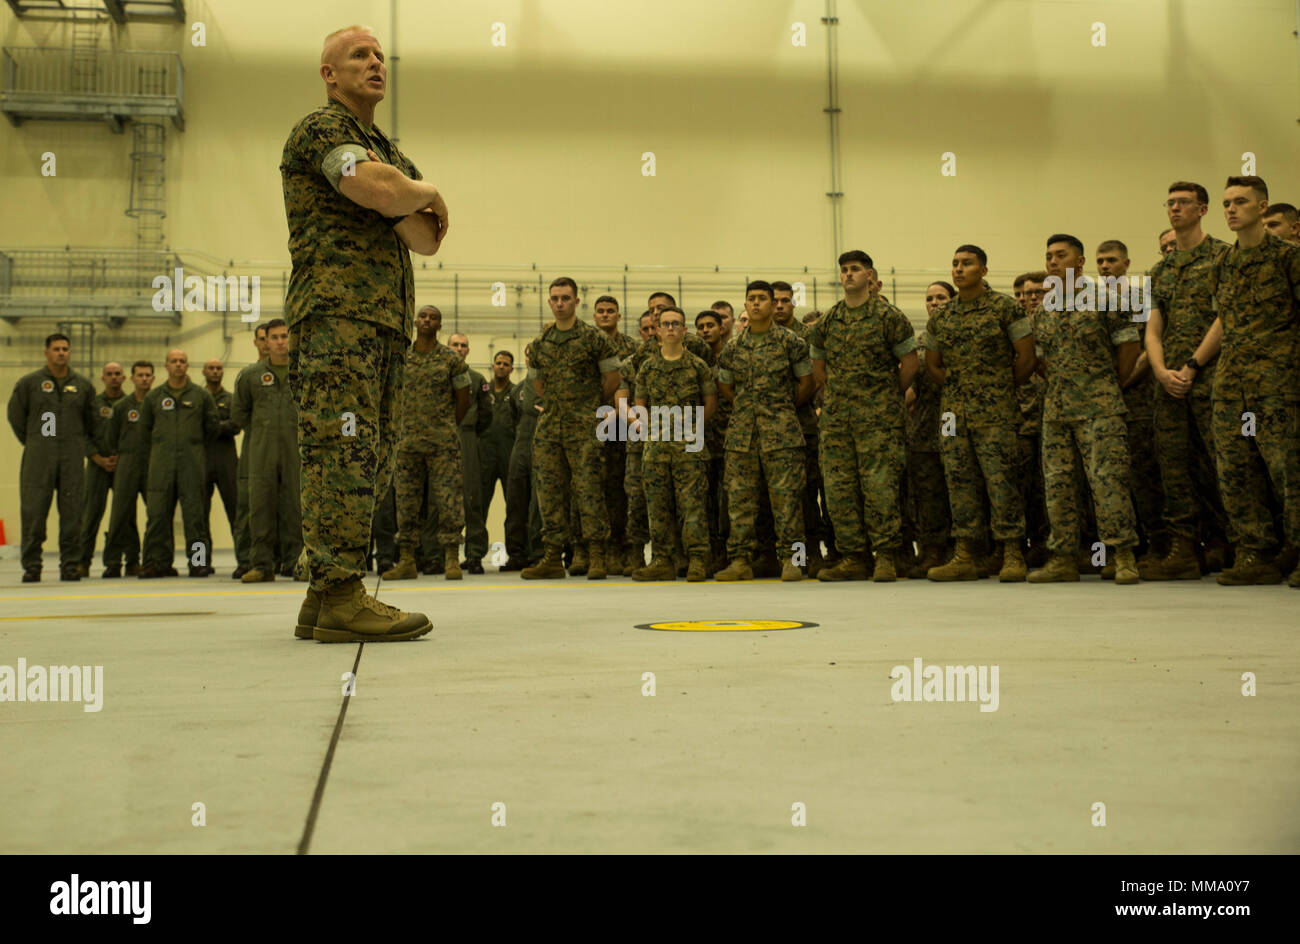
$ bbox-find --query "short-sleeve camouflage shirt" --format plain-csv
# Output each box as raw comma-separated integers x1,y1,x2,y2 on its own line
281,100,423,336
527,320,622,434
1148,234,1229,367
715,323,811,454
1211,232,1300,401
924,288,1031,429
1032,283,1140,422
808,296,916,427
399,343,470,450
634,350,716,460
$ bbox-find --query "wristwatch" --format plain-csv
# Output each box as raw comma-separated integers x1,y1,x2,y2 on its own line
1185,357,1200,371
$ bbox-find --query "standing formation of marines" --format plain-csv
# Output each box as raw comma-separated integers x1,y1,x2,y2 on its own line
9,19,1298,656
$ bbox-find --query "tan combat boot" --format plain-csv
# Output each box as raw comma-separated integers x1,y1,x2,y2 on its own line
781,558,803,582
522,546,567,579
999,541,1027,582
686,557,708,582
313,579,433,643
569,545,589,576
1216,548,1282,586
1113,547,1139,585
715,556,753,581
1140,534,1200,580
587,542,607,580
1028,554,1080,583
444,547,462,580
242,567,275,583
872,552,897,582
633,556,676,581
927,540,980,581
818,553,870,581
382,548,418,580
295,587,321,639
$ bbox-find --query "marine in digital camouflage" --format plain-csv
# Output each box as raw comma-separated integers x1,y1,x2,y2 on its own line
634,349,716,558
394,342,469,550
1033,283,1140,553
1210,231,1300,549
716,324,810,559
925,288,1030,542
905,335,951,547
1148,234,1231,542
808,295,917,554
528,319,623,548
282,97,420,589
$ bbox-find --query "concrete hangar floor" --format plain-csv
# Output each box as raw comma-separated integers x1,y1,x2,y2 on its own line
1,552,1296,854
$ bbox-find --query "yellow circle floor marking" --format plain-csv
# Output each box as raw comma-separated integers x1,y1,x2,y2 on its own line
635,619,817,632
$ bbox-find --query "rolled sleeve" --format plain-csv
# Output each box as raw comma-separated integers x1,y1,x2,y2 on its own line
792,358,813,378
716,367,735,385
809,344,827,360
451,372,472,390
1007,317,1033,343
1110,325,1140,346
321,143,373,193
891,336,918,359
598,356,623,374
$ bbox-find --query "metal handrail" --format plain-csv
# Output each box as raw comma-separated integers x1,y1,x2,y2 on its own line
0,46,183,99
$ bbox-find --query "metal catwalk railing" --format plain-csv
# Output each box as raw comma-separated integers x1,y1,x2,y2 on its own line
0,246,1025,331
1,46,184,129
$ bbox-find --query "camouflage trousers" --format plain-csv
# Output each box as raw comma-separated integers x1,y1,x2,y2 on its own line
725,447,805,561
1010,435,1049,546
818,413,905,554
623,445,650,545
643,448,710,557
1123,392,1167,550
535,420,609,547
290,316,406,590
941,420,1026,542
706,455,729,556
801,430,825,545
1212,393,1299,550
1153,385,1229,542
603,440,628,548
459,428,488,561
395,445,464,548
906,448,951,547
1041,415,1137,554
